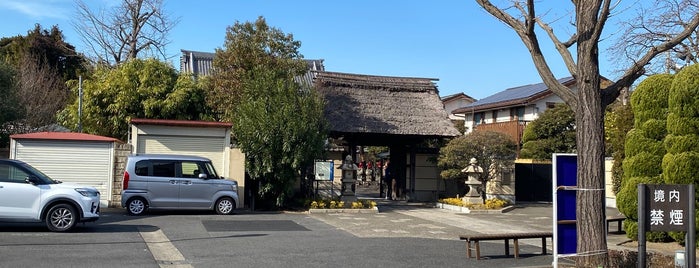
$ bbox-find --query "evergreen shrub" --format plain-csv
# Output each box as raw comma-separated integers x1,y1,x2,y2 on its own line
624,129,664,158
616,176,660,220
630,73,672,126
663,134,699,154
661,152,699,185
623,219,672,242
666,113,699,135
622,152,663,179
639,119,667,141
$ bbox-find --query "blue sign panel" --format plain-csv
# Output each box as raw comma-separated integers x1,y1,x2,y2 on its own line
554,154,577,255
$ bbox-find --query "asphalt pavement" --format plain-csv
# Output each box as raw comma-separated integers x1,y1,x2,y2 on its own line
307,185,689,267
0,185,689,268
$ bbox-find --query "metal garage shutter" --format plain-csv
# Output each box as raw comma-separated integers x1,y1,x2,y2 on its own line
137,136,226,175
14,140,113,206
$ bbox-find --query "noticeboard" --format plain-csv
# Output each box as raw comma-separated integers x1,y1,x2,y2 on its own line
642,184,689,232
638,183,695,268
314,161,334,181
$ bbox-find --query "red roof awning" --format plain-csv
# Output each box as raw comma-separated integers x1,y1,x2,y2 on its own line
130,118,233,128
11,132,122,143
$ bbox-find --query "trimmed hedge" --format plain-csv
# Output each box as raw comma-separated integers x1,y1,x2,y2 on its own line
631,73,672,126
666,113,699,135
663,64,699,245
622,152,664,179
619,73,673,241
639,119,667,141
616,176,661,219
661,152,699,185
669,64,699,118
664,134,699,154
624,129,665,158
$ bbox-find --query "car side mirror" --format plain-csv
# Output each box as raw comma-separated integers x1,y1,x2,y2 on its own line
25,176,39,185
198,173,208,179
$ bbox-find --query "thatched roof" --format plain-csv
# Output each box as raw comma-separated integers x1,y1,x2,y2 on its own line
314,71,461,140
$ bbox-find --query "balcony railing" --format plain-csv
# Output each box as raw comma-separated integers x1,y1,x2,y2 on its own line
474,120,528,144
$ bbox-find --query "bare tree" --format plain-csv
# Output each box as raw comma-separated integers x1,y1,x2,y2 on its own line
610,0,699,75
73,0,179,65
11,55,70,132
474,0,699,266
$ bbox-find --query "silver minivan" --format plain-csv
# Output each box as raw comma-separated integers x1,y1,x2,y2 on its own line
121,154,239,215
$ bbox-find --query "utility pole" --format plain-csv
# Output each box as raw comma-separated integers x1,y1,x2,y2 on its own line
78,76,83,133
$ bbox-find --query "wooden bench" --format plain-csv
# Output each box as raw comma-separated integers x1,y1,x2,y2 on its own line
459,232,553,260
607,215,625,233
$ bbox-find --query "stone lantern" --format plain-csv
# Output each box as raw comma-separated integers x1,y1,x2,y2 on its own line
461,158,484,204
337,155,358,202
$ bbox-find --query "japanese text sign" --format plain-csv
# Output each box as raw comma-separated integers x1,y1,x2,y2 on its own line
644,184,689,232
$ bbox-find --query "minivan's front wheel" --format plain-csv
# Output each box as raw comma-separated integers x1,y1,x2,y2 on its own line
46,204,77,232
215,197,235,215
126,197,147,216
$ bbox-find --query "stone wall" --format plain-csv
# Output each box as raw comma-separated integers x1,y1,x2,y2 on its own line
110,143,132,207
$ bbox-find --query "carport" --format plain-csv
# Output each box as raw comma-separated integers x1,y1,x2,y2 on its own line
9,132,129,207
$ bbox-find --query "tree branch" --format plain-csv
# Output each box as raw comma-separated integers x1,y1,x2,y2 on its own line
477,0,577,107
603,11,699,106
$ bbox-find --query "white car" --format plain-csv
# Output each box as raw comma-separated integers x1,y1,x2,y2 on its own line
0,159,100,231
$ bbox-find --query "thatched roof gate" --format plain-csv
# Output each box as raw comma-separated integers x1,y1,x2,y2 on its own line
314,71,460,145
313,71,460,201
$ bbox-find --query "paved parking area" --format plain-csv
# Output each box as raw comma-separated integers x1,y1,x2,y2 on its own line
0,207,556,268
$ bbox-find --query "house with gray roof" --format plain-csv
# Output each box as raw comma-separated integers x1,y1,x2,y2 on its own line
180,49,325,77
441,92,476,130
452,77,576,144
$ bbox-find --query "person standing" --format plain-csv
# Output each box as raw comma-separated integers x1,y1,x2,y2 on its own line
383,159,393,199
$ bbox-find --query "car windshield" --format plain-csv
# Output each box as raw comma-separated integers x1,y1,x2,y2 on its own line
204,162,220,179
19,162,59,184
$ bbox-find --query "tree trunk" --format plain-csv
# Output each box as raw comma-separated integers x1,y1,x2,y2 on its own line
575,2,609,265
574,94,608,267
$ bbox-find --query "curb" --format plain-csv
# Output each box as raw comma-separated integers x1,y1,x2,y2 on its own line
435,202,514,214
308,207,379,214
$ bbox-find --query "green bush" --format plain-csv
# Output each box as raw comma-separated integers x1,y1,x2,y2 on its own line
666,113,699,135
622,152,664,179
606,103,634,194
639,119,667,141
661,152,699,185
484,198,509,209
630,73,672,126
663,64,699,245
437,197,510,210
669,215,699,244
624,129,665,158
624,219,638,239
669,64,699,118
622,219,671,242
663,134,699,154
616,176,661,219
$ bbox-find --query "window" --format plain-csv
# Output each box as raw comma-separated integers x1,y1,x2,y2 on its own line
152,161,176,177
203,162,219,179
491,110,498,123
474,112,485,125
511,107,525,121
0,163,31,183
135,160,150,176
180,161,202,178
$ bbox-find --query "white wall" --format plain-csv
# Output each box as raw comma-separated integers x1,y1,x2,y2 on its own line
444,98,473,120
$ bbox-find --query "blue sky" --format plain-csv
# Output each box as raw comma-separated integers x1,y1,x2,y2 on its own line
0,0,636,99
